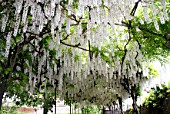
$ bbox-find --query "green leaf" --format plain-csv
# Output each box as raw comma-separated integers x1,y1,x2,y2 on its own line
4,68,11,75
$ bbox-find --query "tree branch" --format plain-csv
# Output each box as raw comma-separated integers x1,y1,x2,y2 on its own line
121,21,132,72
130,0,141,16
88,40,92,61
60,41,92,52
138,26,163,37
37,2,48,19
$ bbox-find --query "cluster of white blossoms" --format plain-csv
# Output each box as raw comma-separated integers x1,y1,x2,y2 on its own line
1,0,168,105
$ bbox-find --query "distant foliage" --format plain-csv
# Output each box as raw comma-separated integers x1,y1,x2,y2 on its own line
81,105,101,114
0,107,24,114
143,84,170,111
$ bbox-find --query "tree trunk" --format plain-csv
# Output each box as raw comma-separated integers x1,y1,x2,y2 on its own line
0,46,18,110
132,99,139,114
118,97,123,114
131,92,139,114
102,106,105,114
0,81,7,110
54,87,56,114
70,101,71,114
43,92,48,114
43,107,48,114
